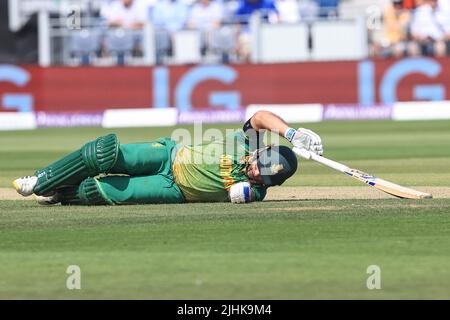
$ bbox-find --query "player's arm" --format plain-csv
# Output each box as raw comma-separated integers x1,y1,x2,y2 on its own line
246,110,324,156
249,110,290,136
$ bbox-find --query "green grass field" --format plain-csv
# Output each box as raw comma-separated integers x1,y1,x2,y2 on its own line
0,120,450,299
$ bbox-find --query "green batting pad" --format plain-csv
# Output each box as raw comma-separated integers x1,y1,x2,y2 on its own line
34,134,119,196
60,177,112,206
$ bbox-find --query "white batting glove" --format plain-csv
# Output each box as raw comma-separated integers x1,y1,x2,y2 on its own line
229,182,253,204
285,127,323,156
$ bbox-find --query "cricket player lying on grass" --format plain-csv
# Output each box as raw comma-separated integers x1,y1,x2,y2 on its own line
13,111,323,205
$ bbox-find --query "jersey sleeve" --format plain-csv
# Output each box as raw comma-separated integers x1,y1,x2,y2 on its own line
251,185,267,202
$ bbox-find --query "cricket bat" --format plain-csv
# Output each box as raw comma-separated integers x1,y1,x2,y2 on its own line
292,148,432,199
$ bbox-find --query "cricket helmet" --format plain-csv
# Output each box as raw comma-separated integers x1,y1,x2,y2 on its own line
256,145,298,186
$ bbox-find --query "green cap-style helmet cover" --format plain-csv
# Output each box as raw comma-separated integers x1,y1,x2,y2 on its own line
256,145,298,186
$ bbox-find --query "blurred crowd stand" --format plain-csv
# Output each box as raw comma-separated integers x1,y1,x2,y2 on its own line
372,0,450,58
14,0,450,65
39,0,346,65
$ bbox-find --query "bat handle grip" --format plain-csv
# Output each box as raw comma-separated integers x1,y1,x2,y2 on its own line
293,147,350,173
293,147,312,160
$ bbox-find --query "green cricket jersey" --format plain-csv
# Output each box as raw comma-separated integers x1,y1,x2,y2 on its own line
172,130,267,202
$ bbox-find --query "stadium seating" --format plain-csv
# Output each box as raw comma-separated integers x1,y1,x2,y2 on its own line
69,29,102,65
104,29,137,65
8,0,450,66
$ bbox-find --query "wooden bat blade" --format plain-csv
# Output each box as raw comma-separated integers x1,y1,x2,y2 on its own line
346,169,433,199
292,148,433,199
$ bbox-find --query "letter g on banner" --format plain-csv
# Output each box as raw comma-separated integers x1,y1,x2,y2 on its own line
0,65,33,112
380,57,445,104
175,65,240,111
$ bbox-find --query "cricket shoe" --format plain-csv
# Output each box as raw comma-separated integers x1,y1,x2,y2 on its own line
34,193,61,206
12,175,38,197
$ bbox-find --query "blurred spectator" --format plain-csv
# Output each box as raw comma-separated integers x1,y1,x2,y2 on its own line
100,0,152,62
414,0,426,7
275,0,300,23
235,0,279,24
437,0,450,41
188,0,224,55
438,0,450,11
152,0,189,33
188,0,224,30
403,0,416,9
298,0,319,21
317,0,339,19
101,0,148,29
152,0,189,63
410,0,446,56
379,0,412,58
234,0,279,61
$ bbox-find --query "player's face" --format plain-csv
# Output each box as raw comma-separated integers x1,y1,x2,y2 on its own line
246,160,264,185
